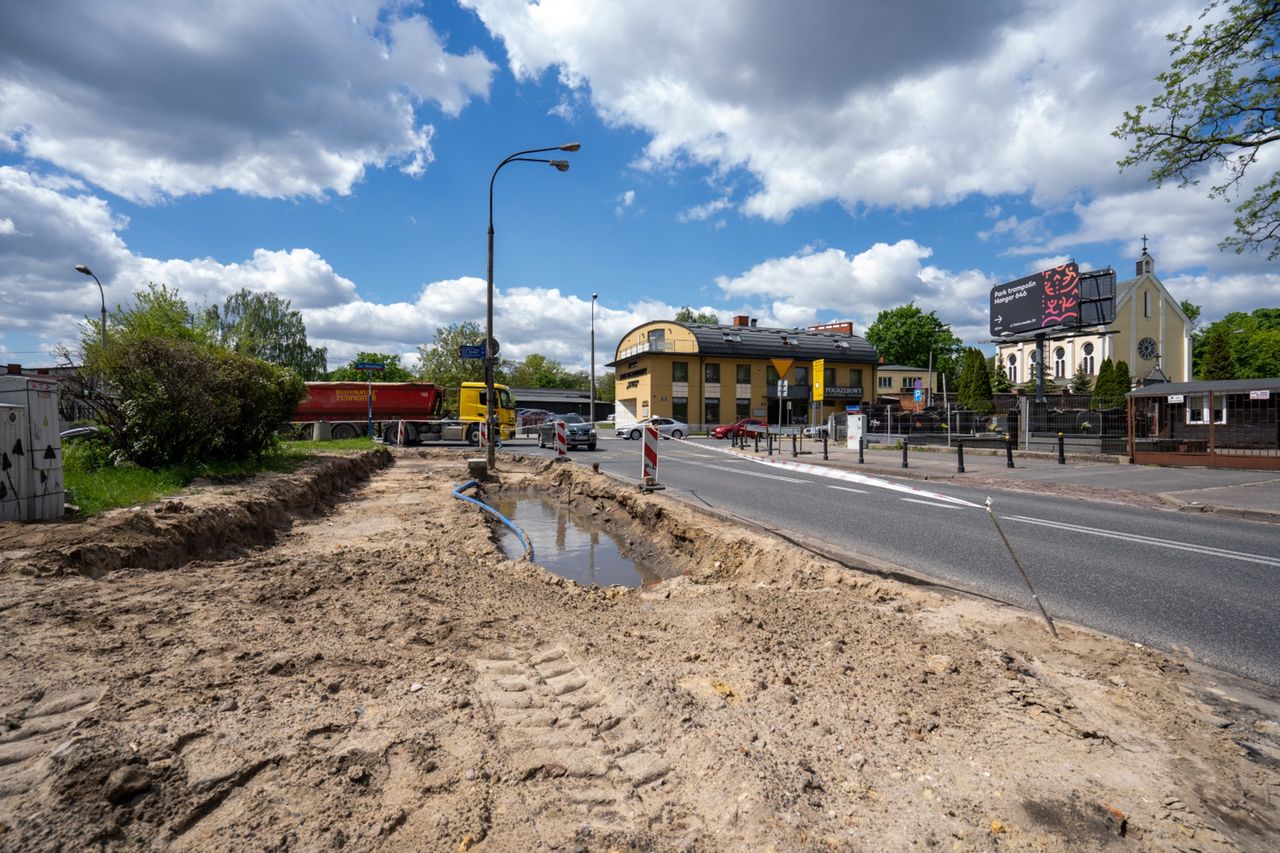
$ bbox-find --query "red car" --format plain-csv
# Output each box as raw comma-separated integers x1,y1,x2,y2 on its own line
711,418,767,439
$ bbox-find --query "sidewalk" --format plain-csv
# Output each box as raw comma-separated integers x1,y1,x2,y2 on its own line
718,436,1280,523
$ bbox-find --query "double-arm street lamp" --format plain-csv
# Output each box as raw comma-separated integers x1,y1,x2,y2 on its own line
486,142,580,469
74,264,107,354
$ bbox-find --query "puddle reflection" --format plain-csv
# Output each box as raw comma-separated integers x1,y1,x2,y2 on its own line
492,493,662,588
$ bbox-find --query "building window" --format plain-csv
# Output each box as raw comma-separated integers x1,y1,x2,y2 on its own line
672,361,688,383
1081,343,1095,375
794,366,809,385
824,367,836,387
850,368,863,388
736,397,750,419
1186,394,1227,425
878,376,893,389
1054,346,1066,379
1143,290,1150,318
704,398,721,426
766,365,779,384
1006,354,1017,384
672,396,688,422
705,362,720,383
736,364,751,384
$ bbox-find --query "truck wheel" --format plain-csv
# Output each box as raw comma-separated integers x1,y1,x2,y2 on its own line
331,423,358,440
629,428,641,440
466,425,479,446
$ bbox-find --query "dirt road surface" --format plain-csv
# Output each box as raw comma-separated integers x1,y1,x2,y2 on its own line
1,450,1277,851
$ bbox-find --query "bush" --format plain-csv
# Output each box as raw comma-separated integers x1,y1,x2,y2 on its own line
99,336,305,468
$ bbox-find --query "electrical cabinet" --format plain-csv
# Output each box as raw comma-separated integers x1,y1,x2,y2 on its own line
0,376,64,520
0,404,30,522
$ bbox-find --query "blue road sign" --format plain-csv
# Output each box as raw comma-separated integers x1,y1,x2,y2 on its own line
354,361,385,370
913,389,923,402
458,345,486,360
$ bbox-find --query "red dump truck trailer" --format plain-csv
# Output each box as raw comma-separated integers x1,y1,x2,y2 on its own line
291,381,515,444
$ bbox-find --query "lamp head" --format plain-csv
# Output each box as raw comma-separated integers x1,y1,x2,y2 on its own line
559,142,581,152
592,292,598,300
550,160,570,172
75,264,92,276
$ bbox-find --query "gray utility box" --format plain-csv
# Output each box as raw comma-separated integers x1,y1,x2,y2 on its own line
0,405,30,522
0,375,64,520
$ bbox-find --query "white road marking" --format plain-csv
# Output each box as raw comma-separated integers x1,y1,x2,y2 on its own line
828,485,868,494
901,498,962,510
679,459,807,483
1005,514,1280,567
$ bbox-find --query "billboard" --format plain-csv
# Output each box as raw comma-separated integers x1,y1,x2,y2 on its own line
1078,268,1117,327
990,263,1080,337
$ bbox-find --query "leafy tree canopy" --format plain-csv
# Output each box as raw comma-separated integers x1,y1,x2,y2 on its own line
1115,0,1280,258
865,303,964,388
957,348,995,414
416,323,487,408
326,353,416,382
505,354,587,389
674,306,721,324
1195,308,1280,378
206,289,327,380
597,371,616,404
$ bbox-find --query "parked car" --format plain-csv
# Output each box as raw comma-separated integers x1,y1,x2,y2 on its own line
617,417,688,440
518,408,553,428
802,424,829,439
711,418,767,439
538,413,597,450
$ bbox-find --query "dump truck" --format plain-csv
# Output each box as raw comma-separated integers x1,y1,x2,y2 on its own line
292,381,516,444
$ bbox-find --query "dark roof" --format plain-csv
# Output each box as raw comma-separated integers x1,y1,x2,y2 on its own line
1127,377,1280,397
613,321,878,365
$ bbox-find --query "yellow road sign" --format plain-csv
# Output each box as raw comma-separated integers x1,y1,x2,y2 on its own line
770,358,794,379
812,358,825,402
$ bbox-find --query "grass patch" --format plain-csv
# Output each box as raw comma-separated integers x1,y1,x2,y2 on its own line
63,436,378,516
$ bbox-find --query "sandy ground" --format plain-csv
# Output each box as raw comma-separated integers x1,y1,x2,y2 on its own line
1,449,1277,852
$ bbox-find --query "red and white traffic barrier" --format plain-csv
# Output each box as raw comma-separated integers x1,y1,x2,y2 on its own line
555,419,568,457
642,422,659,486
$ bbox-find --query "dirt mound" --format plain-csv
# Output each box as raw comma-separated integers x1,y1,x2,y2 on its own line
0,449,391,578
0,451,1276,851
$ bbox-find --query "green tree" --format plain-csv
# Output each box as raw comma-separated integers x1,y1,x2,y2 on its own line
597,371,616,404
864,303,964,388
1115,0,1280,258
989,355,1013,392
82,284,304,468
956,348,994,414
326,353,416,382
506,354,586,389
1198,324,1238,379
1068,364,1093,394
674,306,721,324
206,289,328,380
1112,359,1133,398
416,322,487,409
1180,299,1203,335
1091,358,1116,408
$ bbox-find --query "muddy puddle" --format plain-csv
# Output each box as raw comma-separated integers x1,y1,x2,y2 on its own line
490,491,664,587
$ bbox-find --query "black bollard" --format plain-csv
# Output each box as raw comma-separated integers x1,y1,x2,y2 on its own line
791,433,798,457
754,433,760,453
859,436,865,464
1005,434,1015,468
1057,432,1065,464
957,440,965,473
823,432,828,461
767,431,773,455
901,440,908,469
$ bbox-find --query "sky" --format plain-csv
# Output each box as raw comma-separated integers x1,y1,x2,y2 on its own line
2,0,1278,376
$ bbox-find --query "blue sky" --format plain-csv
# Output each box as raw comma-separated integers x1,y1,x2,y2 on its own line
2,0,1277,375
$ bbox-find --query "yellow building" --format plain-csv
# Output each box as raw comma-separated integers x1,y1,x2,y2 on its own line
874,364,941,409
609,317,879,431
995,249,1192,388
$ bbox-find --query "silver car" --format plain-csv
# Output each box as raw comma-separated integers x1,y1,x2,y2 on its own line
538,413,597,450
617,417,688,440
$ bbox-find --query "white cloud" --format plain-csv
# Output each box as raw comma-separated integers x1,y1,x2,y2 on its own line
0,217,14,235
462,0,1196,220
0,1,494,202
679,197,731,223
614,189,635,216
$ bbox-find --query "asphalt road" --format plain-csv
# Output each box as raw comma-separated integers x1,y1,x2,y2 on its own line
512,434,1280,688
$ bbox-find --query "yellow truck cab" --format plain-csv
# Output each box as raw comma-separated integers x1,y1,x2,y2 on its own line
458,381,517,439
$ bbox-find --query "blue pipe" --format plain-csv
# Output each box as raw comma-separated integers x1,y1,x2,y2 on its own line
452,480,534,560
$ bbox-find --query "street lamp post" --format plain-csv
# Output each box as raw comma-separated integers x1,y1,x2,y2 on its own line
74,264,107,354
486,142,580,469
590,292,598,426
